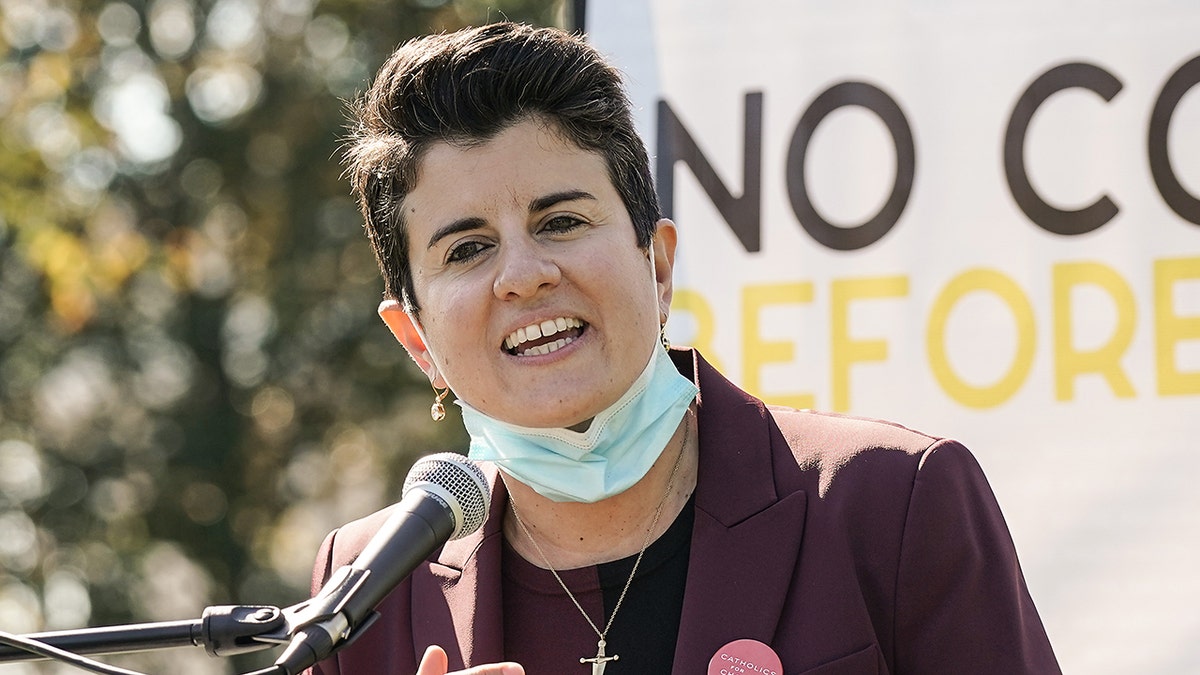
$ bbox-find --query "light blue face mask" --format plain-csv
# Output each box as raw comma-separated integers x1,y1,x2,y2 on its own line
457,342,698,503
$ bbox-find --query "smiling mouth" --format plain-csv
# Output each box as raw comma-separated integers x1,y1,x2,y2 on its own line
504,317,586,356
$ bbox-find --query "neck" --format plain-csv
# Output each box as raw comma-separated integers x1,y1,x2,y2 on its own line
502,406,698,570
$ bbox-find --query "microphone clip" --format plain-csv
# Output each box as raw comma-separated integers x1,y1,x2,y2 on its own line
269,568,383,673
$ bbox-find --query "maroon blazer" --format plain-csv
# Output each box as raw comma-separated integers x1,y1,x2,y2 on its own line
309,349,1060,674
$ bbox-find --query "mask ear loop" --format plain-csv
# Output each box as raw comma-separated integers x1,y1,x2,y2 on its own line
649,243,670,350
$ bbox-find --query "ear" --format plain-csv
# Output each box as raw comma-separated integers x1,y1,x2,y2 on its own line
378,299,447,388
651,219,678,323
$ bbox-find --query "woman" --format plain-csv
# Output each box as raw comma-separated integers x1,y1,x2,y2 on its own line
310,22,1060,675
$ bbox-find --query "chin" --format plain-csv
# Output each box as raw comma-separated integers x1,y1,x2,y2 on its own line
523,413,592,430
479,383,616,429
508,403,596,430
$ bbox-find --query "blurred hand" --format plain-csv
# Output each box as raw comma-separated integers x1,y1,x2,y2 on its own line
417,645,525,675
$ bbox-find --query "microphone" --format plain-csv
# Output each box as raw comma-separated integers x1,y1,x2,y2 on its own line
274,453,490,674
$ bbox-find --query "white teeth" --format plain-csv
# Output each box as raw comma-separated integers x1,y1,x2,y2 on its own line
524,337,573,356
505,317,582,354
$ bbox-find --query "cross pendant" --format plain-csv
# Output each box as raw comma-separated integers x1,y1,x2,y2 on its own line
580,638,619,675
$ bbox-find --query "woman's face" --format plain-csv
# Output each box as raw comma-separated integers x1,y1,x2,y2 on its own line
388,117,675,429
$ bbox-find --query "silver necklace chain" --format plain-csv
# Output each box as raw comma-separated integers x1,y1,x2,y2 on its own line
505,411,692,672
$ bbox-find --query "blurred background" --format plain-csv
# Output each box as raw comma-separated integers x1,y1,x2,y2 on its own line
0,1,568,672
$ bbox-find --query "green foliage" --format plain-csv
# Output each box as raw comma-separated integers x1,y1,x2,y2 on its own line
0,1,568,672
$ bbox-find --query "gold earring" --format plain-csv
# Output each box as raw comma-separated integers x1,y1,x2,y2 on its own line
660,323,671,350
431,386,449,421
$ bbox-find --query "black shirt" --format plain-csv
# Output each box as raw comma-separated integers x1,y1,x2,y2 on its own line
501,496,695,674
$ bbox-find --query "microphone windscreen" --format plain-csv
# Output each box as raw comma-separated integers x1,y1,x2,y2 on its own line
401,452,489,540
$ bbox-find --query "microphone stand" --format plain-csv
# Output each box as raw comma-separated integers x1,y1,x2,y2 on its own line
0,604,293,664
0,453,487,672
0,587,380,675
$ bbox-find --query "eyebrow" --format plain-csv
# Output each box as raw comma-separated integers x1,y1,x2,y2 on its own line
426,190,598,249
427,216,487,250
529,189,597,214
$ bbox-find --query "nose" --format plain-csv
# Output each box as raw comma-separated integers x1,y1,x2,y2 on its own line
492,238,561,300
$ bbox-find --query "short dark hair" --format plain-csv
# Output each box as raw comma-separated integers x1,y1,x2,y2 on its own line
343,22,661,314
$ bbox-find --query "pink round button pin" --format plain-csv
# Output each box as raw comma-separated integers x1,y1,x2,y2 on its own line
707,638,783,675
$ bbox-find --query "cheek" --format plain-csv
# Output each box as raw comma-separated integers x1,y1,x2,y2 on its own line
425,292,491,356
616,261,660,314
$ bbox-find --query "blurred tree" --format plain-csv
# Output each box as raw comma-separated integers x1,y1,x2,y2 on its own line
0,1,570,672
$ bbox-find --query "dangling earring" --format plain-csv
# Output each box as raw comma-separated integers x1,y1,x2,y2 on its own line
660,323,671,350
430,386,449,421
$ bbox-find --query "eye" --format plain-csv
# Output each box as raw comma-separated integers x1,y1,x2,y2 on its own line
541,214,587,235
445,239,491,264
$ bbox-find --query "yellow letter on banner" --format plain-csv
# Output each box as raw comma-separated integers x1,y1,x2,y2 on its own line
927,269,1036,409
1052,261,1137,400
671,289,723,373
742,282,815,410
1155,256,1200,396
831,276,909,411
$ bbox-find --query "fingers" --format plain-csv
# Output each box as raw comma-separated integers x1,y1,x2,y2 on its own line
456,664,525,675
416,645,525,675
417,645,449,675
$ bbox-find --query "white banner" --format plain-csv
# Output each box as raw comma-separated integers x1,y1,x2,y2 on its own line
587,1,1200,672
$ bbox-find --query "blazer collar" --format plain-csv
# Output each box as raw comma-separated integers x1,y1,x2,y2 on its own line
670,348,808,673
413,349,807,672
412,464,508,669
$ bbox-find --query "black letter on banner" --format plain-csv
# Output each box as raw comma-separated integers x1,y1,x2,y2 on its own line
1149,54,1200,226
1004,62,1123,235
656,93,763,252
785,82,915,251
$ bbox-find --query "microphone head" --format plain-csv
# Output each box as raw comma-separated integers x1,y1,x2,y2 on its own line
402,453,490,540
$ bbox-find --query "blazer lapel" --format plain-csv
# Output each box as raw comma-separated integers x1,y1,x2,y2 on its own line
410,350,807,672
670,350,808,674
411,465,508,669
